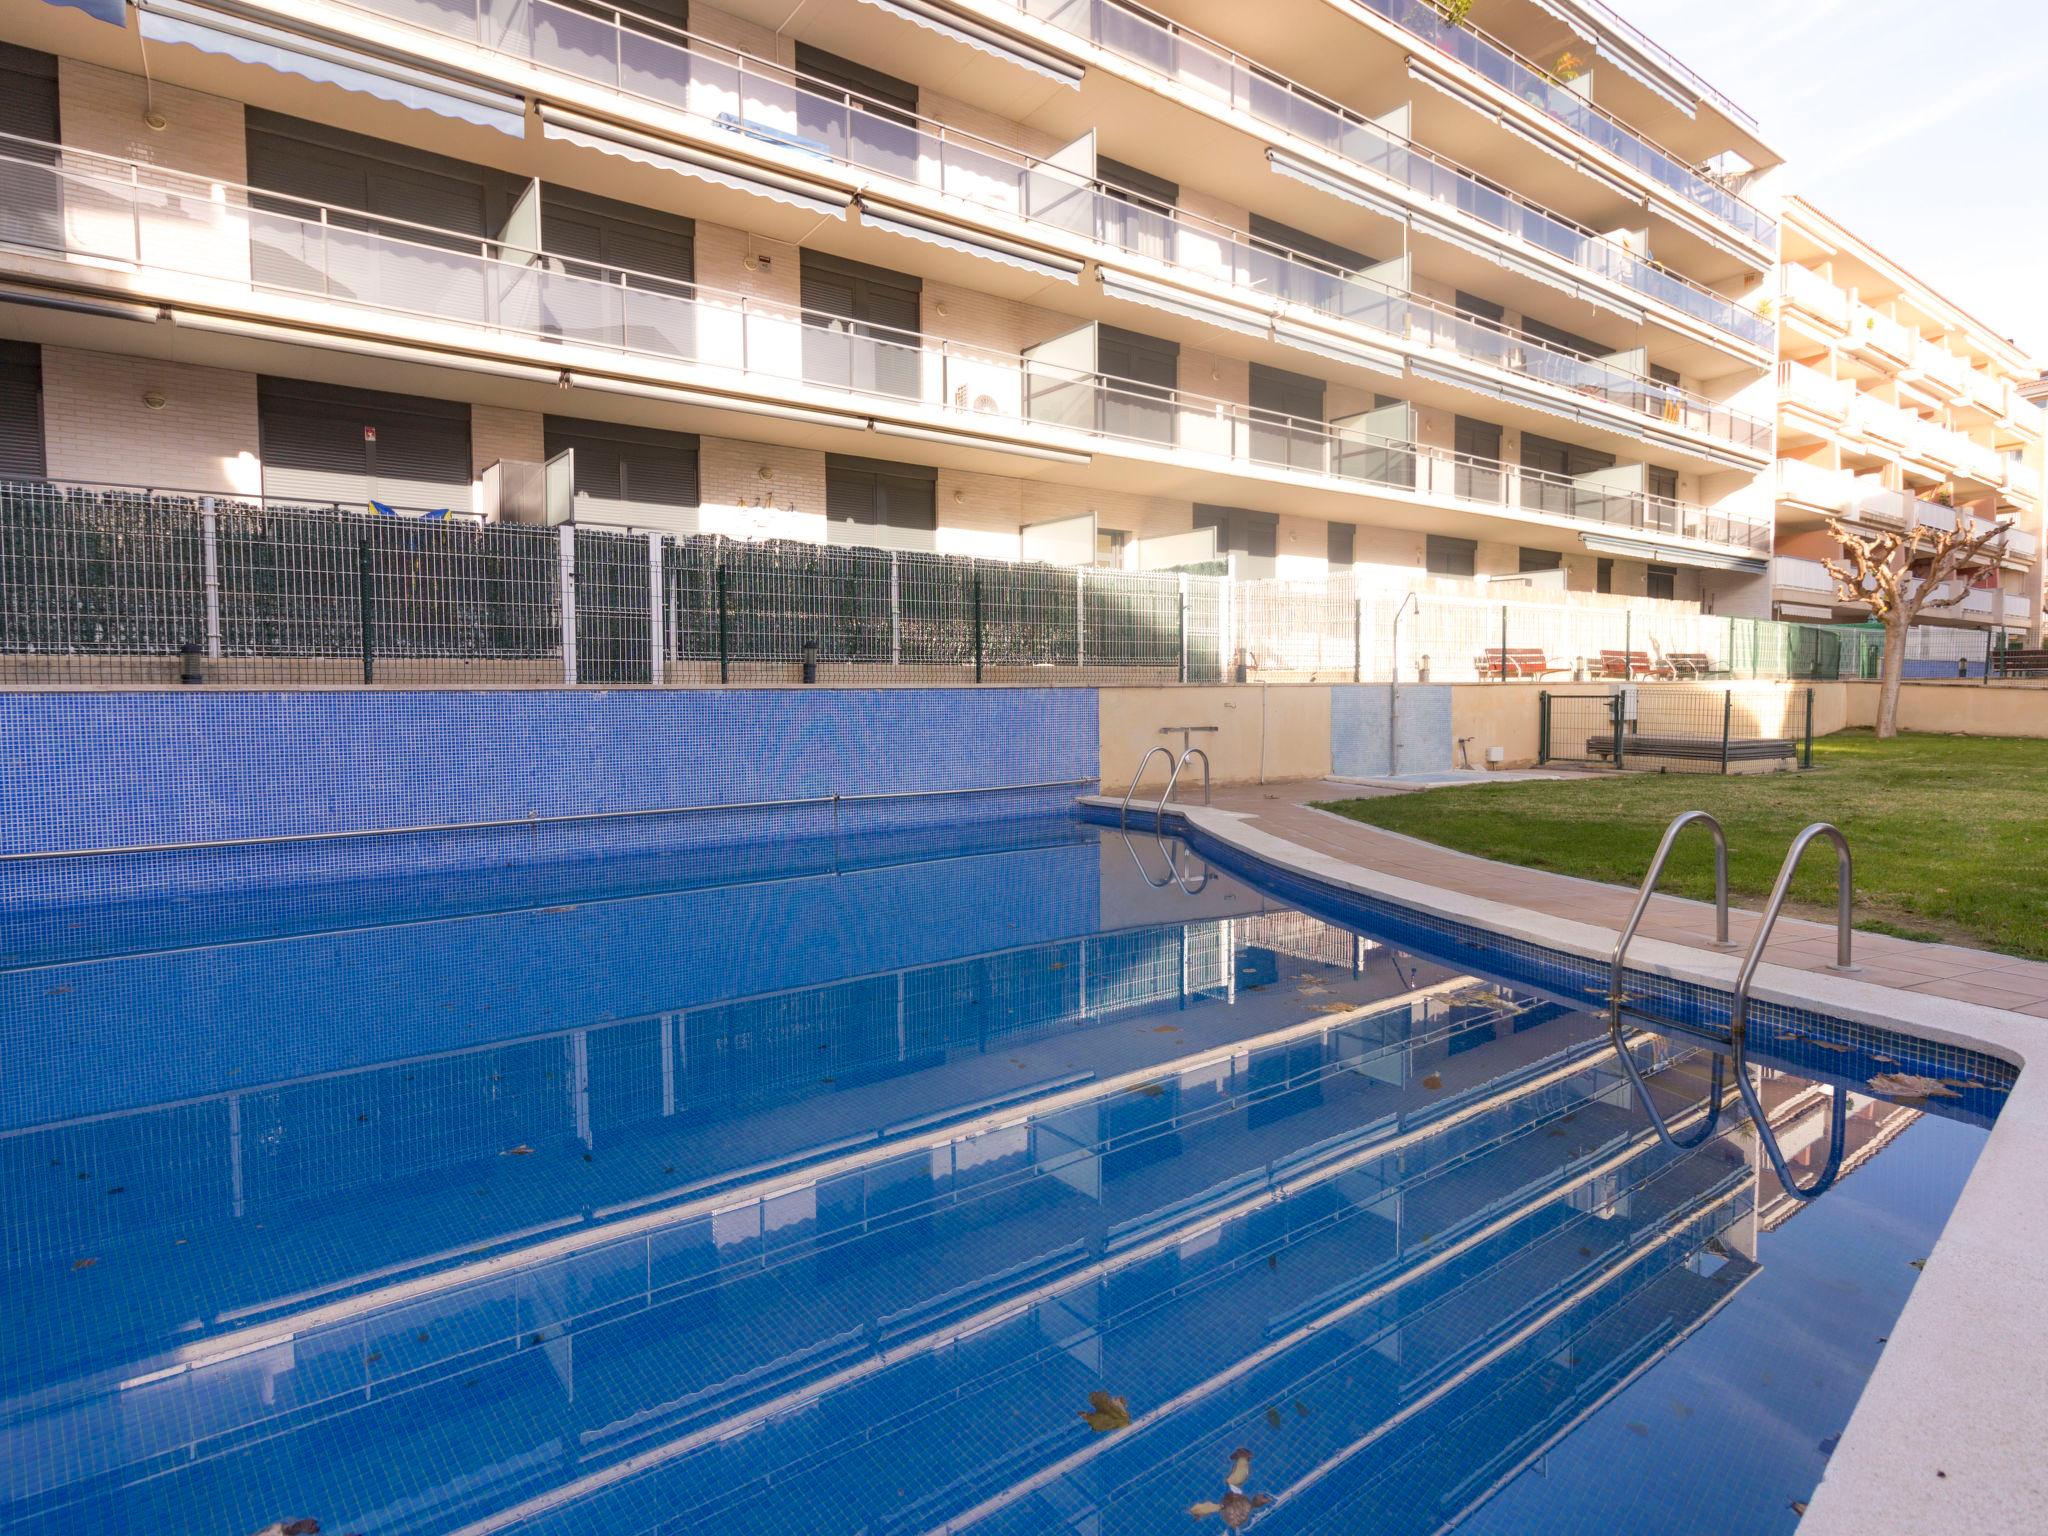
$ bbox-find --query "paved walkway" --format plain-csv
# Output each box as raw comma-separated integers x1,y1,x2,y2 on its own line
1206,779,2048,1020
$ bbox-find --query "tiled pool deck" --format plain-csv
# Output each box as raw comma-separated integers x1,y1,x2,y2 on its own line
1088,779,2048,1535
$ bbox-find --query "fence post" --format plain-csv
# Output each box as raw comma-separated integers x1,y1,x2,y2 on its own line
1611,691,1625,771
200,496,222,662
1498,604,1508,683
1076,567,1087,670
715,559,730,685
1177,573,1189,684
1623,610,1633,681
646,530,664,687
972,566,985,683
1720,689,1732,775
357,535,375,685
1537,690,1550,764
1984,626,1995,684
888,550,902,669
557,526,578,686
1353,595,1363,684
1803,687,1814,768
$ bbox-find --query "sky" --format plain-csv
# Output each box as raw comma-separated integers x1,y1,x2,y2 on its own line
1610,0,2048,362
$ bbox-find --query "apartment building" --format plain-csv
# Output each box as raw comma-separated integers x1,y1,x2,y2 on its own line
0,0,1782,610
1770,197,2044,638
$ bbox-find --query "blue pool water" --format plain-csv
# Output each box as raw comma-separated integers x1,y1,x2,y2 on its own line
0,809,2005,1535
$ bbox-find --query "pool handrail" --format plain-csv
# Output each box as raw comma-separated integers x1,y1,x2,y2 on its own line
1606,1015,1729,1151
1121,746,1175,830
1608,809,1733,1026
1155,747,1212,827
1731,821,1855,1052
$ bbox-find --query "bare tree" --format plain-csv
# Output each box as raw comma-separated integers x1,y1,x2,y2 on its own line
1822,509,2010,738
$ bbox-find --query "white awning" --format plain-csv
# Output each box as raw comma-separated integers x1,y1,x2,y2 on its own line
1271,318,1404,381
854,0,1084,86
137,0,525,138
1265,149,1410,226
857,201,1081,282
540,107,848,219
1098,269,1270,340
1580,531,1767,572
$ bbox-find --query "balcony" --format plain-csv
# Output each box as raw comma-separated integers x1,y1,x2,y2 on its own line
1909,337,1967,399
1846,393,1911,449
310,0,1773,350
0,135,1773,558
1776,359,1849,421
1774,458,1851,513
1956,439,2007,487
1772,555,1837,596
1850,480,1914,528
1845,302,1915,370
1010,0,1775,247
0,123,1770,455
1780,263,1847,332
2012,461,2043,498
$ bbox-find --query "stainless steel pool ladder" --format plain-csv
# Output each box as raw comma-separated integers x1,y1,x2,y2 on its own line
1119,745,1211,831
1608,815,1854,1201
1121,832,1211,894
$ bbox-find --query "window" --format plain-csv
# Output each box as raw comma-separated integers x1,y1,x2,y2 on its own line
1098,156,1177,262
1426,534,1476,577
1251,214,1371,277
1096,325,1179,445
1249,363,1326,471
1647,564,1678,601
1648,466,1679,502
0,340,43,479
1327,521,1355,572
1520,430,1615,516
245,109,519,247
1455,291,1506,331
543,417,699,528
1649,363,1682,388
1097,528,1130,566
1194,505,1278,580
1521,315,1606,358
258,377,471,514
541,184,694,291
1518,548,1562,574
794,43,918,123
0,42,58,143
1596,557,1613,594
801,250,922,398
826,454,937,547
1454,415,1503,503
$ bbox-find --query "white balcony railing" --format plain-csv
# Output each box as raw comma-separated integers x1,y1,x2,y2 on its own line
1772,555,1838,595
1846,302,1915,367
0,137,1775,556
1910,337,1968,397
317,0,1776,348
1776,359,1849,419
2012,461,2043,498
2002,524,2040,564
1847,393,1911,448
1851,480,1914,528
1780,264,1847,330
1774,458,1851,512
1957,439,2007,484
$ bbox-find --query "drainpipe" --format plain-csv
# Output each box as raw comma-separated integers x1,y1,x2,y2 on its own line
1389,592,1417,777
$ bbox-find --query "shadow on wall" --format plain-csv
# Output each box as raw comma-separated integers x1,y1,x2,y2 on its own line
1333,685,1452,777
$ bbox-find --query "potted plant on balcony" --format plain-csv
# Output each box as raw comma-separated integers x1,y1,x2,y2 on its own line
1433,0,1475,26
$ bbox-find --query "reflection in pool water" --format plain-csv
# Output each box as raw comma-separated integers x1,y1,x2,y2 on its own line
0,818,2000,1535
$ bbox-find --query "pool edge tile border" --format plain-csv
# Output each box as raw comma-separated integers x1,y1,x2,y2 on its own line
1081,795,2047,1536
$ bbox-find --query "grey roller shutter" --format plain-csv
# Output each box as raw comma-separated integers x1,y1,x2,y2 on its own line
801,251,922,399
259,377,472,514
0,341,45,479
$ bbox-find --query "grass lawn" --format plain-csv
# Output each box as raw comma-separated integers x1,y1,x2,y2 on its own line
1316,730,2048,961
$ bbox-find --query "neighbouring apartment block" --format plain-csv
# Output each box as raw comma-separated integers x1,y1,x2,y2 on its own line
1771,198,2043,640
0,0,1793,614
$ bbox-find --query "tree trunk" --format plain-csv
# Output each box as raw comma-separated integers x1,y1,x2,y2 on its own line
1874,604,1910,739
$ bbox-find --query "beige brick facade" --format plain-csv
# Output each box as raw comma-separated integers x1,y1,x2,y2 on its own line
39,347,261,496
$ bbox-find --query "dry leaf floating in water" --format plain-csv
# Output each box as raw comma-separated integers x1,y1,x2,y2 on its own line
1422,1074,1442,1092
1078,1391,1131,1433
1190,1449,1273,1527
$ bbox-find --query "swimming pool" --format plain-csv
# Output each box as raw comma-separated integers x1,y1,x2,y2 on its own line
0,808,2005,1535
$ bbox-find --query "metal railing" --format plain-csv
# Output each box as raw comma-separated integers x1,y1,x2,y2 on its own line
0,140,1771,552
0,120,1767,450
1607,817,1854,1202
322,0,1774,345
1010,0,1774,248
